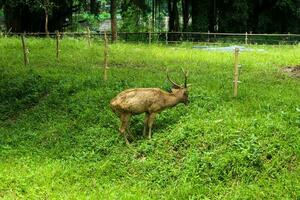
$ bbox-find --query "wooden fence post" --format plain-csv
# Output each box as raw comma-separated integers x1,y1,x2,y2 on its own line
56,31,60,60
87,27,91,47
21,33,29,66
103,32,108,81
245,32,248,45
165,32,168,45
207,30,210,42
148,31,152,44
249,31,252,45
233,48,240,97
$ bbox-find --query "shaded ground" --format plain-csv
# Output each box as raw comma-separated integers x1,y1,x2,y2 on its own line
281,66,300,78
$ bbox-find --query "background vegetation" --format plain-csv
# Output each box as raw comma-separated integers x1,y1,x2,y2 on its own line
0,0,300,33
0,37,299,198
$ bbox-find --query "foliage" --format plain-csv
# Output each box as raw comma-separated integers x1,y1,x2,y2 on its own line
230,0,249,32
79,12,110,28
0,37,299,198
2,0,74,32
2,0,300,33
120,4,149,32
30,0,56,13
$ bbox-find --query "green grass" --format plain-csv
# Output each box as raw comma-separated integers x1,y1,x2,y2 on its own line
0,37,299,199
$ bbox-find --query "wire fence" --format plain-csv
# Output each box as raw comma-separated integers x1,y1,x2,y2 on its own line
117,32,300,45
1,31,300,45
2,30,299,97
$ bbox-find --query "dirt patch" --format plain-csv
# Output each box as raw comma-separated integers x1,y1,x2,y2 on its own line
281,66,300,78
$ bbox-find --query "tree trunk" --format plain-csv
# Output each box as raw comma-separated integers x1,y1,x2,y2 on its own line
182,0,189,31
191,0,201,31
45,9,49,36
191,0,209,32
110,0,117,42
168,0,173,32
168,0,179,32
152,0,155,31
90,0,99,15
174,1,179,31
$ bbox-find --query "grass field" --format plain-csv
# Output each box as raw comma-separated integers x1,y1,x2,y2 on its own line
0,37,299,199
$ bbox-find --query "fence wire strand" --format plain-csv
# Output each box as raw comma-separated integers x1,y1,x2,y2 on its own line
2,31,300,44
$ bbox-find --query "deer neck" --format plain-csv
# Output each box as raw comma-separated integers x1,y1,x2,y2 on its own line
164,93,182,108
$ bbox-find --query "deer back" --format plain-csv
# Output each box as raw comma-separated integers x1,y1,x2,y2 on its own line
110,88,173,114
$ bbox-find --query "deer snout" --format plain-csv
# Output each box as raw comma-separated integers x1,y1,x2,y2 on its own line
182,96,189,105
184,99,189,105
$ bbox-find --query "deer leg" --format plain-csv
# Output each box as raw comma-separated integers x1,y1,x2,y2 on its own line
119,114,131,145
143,113,150,137
126,116,135,140
147,113,157,139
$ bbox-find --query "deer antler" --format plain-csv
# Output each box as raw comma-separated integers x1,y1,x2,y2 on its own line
181,68,189,88
166,69,181,88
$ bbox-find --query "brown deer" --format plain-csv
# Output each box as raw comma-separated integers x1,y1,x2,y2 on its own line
110,70,189,144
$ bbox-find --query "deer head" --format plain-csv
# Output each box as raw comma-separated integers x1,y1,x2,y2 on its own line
167,69,189,105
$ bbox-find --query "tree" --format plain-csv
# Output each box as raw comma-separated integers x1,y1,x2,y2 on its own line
111,0,117,42
34,0,56,36
168,0,179,32
90,0,100,15
191,0,209,32
182,0,190,31
1,0,74,32
218,0,249,32
2,0,300,34
120,0,148,32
